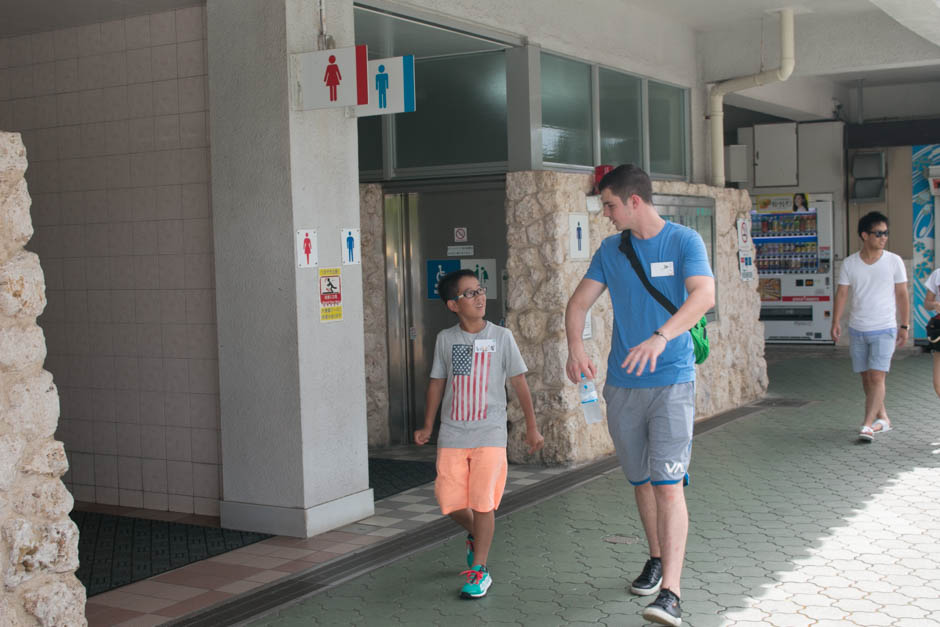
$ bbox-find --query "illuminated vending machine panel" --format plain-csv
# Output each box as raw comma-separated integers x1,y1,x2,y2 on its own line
751,192,834,343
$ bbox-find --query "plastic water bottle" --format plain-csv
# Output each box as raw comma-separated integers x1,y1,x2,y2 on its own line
580,374,603,424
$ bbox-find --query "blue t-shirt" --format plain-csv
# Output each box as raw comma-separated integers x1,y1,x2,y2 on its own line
585,221,713,389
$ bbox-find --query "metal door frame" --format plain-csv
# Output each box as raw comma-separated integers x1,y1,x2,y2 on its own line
383,176,506,444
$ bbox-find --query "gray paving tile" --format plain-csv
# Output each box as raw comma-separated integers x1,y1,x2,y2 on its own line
246,350,940,626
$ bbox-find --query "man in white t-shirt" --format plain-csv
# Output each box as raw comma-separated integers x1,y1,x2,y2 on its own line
831,211,909,442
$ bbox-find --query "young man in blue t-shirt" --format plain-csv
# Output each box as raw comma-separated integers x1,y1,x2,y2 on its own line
565,164,714,627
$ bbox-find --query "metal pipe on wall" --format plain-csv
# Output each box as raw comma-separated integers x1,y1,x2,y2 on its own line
709,7,795,187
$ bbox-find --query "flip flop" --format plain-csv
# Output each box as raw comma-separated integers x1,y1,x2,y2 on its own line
872,418,893,434
858,426,874,442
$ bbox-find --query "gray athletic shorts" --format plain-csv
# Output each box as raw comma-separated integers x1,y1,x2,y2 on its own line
603,381,695,486
849,328,896,373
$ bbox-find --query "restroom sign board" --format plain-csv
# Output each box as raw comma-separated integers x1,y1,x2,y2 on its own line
568,213,590,260
357,55,416,117
341,228,361,265
297,229,318,268
460,259,497,300
319,267,343,322
293,45,368,110
427,259,460,300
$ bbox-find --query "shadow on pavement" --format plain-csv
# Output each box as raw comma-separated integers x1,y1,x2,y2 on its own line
248,348,940,626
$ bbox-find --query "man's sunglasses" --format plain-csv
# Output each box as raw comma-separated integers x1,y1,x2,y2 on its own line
868,230,889,238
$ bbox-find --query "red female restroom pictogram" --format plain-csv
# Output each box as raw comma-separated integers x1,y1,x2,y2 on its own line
292,46,368,111
324,55,342,101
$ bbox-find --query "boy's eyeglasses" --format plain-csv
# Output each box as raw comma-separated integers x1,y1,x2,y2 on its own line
868,230,889,238
454,287,487,300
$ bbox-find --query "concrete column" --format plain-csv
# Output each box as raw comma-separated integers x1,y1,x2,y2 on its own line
207,0,372,537
506,45,542,172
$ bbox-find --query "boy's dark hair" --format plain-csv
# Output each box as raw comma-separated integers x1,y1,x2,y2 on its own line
858,211,889,237
598,164,653,205
438,269,477,304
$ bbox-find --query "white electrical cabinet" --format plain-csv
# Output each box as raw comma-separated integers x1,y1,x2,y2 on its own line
754,122,798,187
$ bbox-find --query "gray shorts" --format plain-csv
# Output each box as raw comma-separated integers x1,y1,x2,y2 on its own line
603,382,695,486
849,328,896,373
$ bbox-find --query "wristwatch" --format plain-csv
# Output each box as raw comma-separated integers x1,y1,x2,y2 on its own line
899,324,909,330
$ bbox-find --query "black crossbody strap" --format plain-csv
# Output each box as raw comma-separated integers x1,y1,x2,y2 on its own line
618,230,678,315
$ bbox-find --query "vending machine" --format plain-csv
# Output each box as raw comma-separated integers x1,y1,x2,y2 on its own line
751,192,834,343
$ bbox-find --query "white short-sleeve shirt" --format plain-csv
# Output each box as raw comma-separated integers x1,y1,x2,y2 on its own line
838,251,907,331
925,268,940,295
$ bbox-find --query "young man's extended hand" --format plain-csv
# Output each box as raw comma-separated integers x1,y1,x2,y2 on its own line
831,321,842,342
621,333,667,376
565,351,597,384
896,326,908,348
525,429,544,454
414,427,432,445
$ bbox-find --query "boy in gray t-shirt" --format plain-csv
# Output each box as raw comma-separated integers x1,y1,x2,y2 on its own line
415,269,543,600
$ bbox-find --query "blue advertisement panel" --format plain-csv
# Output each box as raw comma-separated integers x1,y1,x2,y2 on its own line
913,145,940,340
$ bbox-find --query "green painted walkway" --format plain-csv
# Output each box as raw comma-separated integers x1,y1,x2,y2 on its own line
252,349,940,626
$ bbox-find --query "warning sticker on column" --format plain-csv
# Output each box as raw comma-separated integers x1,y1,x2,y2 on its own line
319,267,343,322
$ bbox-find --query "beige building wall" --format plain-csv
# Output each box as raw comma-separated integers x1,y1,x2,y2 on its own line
504,173,767,463
846,146,913,259
0,7,220,516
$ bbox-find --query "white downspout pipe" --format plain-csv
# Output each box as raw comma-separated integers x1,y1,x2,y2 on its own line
709,7,795,187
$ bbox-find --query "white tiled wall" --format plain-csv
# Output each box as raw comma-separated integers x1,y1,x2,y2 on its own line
0,5,221,517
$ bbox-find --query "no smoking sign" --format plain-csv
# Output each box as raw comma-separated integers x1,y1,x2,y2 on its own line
454,227,468,243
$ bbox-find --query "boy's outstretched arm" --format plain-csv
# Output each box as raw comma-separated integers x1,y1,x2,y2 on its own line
414,378,445,445
510,374,543,454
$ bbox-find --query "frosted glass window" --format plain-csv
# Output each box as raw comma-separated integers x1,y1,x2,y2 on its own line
358,116,382,172
648,81,686,176
395,51,507,168
541,53,592,166
599,68,642,167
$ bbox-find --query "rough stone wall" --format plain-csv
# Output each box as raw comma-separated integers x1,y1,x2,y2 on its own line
504,171,767,464
359,184,389,448
0,134,86,624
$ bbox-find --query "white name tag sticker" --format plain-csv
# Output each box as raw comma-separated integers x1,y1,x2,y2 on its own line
474,339,496,353
650,261,674,277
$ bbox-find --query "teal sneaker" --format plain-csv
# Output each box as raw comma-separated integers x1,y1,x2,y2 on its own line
459,565,491,599
465,534,475,569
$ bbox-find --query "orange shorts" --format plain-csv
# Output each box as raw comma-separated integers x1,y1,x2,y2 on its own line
434,447,508,515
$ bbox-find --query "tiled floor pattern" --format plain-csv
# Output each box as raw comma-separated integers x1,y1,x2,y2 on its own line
83,457,572,625
248,349,940,626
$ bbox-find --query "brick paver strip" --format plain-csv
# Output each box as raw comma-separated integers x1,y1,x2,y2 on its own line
202,349,940,625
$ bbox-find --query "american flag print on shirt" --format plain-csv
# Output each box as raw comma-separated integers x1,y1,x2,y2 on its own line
451,343,493,421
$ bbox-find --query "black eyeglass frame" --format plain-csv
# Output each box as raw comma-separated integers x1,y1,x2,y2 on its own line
453,286,487,301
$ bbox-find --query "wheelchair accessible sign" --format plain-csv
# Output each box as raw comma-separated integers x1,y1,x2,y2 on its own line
426,259,497,300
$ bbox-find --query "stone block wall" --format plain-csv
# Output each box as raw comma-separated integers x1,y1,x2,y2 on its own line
0,133,85,624
359,183,389,448
504,171,768,464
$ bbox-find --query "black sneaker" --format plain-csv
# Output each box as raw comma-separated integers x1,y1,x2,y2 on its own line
629,557,662,596
642,588,682,626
